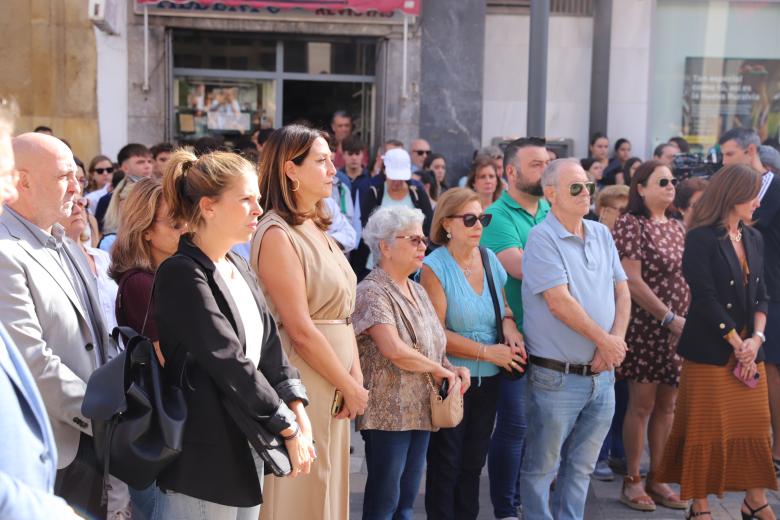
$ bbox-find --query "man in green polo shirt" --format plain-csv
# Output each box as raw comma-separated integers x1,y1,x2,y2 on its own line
480,136,550,520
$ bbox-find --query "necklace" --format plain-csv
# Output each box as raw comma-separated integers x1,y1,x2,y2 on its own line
729,227,743,242
452,248,476,278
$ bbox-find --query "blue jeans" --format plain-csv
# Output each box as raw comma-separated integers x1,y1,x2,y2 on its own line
487,376,527,518
519,365,615,520
129,484,156,520
151,489,260,520
597,378,627,462
361,429,430,520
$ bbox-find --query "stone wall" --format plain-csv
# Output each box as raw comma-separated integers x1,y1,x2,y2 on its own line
0,0,99,161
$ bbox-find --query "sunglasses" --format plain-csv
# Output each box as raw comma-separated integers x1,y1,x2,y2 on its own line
93,167,114,174
396,235,430,248
413,150,431,156
448,213,492,227
569,182,596,197
658,177,678,188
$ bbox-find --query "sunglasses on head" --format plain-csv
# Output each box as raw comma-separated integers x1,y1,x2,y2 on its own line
658,177,678,188
395,235,430,248
448,213,492,227
569,182,596,197
413,150,431,156
93,167,114,174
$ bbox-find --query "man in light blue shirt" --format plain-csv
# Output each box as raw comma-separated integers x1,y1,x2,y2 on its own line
519,159,631,520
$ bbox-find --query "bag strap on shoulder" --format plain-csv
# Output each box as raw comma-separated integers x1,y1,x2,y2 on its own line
479,247,504,344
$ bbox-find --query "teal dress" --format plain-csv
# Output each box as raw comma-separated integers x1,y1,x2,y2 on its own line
423,246,508,383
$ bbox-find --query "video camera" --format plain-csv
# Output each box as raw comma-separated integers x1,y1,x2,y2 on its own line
671,152,722,180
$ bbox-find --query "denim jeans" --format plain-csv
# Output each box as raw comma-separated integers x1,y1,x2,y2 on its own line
519,365,615,520
361,429,430,520
426,375,499,519
151,489,260,520
597,377,627,462
487,376,527,518
129,484,156,520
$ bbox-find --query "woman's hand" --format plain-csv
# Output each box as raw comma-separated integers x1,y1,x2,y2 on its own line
738,360,759,382
455,366,471,394
340,380,369,420
737,337,761,365
433,365,456,386
666,315,685,338
486,344,526,373
502,320,526,352
284,430,315,478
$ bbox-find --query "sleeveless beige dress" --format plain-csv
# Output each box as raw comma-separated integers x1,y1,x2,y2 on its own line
250,211,357,520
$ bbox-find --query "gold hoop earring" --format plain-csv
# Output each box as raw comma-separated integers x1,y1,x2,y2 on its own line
290,178,300,192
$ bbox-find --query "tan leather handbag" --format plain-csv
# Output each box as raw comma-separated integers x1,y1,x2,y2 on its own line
394,301,464,429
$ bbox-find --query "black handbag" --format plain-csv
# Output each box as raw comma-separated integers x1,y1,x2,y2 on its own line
479,247,526,379
81,326,187,492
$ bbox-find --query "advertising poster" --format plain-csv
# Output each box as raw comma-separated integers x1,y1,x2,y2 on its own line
682,57,780,145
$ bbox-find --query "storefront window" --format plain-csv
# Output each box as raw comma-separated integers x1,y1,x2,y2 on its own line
284,40,376,75
651,1,780,150
173,77,275,143
173,30,276,72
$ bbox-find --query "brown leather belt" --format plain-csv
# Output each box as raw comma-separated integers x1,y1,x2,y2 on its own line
529,355,596,377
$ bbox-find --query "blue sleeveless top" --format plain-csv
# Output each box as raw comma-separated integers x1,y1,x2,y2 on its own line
423,246,508,380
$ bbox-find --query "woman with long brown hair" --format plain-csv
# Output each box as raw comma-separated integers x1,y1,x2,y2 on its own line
657,164,777,520
250,125,366,520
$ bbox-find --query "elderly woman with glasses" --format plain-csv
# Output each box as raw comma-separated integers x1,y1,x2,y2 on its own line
353,205,470,520
420,188,526,519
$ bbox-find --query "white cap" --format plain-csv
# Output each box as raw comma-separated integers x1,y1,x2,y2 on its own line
383,148,412,181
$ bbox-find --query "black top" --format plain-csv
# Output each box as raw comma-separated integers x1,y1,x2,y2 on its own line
676,224,769,366
153,236,307,507
754,173,780,302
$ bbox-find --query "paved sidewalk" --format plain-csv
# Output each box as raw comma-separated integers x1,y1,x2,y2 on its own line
348,428,780,519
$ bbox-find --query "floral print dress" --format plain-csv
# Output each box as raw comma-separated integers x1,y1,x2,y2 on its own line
613,214,691,385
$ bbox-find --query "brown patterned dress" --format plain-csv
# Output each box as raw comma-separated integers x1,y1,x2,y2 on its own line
613,214,691,385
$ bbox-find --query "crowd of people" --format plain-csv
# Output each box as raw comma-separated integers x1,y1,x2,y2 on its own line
2,100,780,520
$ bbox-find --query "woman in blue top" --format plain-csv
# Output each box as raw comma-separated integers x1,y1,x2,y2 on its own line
420,188,526,520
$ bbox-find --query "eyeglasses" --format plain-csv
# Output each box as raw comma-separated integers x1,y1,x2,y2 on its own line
413,150,431,156
658,178,678,188
93,167,114,174
395,235,430,248
447,213,492,227
569,182,596,197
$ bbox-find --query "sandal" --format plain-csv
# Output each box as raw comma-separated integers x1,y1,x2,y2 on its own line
686,505,712,519
645,471,688,510
742,499,771,520
619,475,656,512
773,457,780,476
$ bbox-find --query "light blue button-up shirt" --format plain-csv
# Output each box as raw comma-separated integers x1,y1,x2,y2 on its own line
521,212,627,364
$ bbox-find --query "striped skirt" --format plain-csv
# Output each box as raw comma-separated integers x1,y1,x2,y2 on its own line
657,356,777,499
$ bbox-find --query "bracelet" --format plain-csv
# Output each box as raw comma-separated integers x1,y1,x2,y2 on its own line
282,422,301,441
660,311,675,327
755,331,767,344
476,344,486,364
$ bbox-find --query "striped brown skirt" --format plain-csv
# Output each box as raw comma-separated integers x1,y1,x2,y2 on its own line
657,356,777,499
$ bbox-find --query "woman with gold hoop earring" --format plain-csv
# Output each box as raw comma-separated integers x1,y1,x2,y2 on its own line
251,125,365,520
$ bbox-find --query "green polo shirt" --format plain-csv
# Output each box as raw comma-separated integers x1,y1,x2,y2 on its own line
480,191,550,332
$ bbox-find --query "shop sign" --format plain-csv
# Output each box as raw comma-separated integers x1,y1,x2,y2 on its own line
682,57,780,145
135,0,420,21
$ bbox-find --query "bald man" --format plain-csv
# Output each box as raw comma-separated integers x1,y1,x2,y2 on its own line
410,138,431,172
0,132,113,518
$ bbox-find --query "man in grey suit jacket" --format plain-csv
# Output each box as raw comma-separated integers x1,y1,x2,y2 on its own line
0,132,113,518
0,99,80,519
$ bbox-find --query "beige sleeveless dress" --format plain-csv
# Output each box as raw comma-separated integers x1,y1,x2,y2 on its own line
250,211,357,520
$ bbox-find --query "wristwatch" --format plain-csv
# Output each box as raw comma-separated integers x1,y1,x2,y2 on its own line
755,331,767,344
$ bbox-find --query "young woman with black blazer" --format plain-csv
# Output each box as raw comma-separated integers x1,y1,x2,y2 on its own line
657,164,777,520
151,150,315,520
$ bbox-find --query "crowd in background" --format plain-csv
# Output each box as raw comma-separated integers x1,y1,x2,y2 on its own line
3,99,780,520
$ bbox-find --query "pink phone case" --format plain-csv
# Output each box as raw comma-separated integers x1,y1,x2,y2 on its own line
733,364,760,388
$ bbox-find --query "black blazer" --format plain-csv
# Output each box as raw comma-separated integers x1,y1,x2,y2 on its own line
754,173,780,301
677,224,770,366
153,236,307,507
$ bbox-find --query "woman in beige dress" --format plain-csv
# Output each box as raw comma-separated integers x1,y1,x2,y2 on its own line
251,125,368,520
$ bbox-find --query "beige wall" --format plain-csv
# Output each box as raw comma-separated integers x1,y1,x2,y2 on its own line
0,0,100,161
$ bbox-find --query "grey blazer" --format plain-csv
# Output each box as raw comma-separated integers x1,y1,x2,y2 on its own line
0,209,111,468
